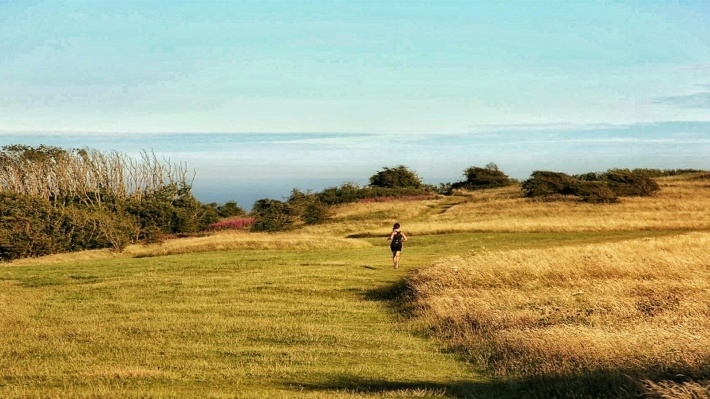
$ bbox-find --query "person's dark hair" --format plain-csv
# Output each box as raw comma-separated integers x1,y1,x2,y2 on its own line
393,223,400,229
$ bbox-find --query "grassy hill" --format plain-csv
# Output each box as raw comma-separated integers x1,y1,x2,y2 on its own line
2,174,710,398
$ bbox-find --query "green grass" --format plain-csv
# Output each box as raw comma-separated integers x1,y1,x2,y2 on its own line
0,231,678,398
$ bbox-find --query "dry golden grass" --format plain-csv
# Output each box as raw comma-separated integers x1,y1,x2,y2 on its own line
8,231,371,266
331,197,442,221
125,230,371,258
5,173,710,397
405,231,710,395
299,197,446,238
643,379,710,399
339,176,710,237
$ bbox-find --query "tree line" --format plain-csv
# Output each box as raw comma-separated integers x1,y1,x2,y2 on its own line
248,164,704,231
1,144,704,260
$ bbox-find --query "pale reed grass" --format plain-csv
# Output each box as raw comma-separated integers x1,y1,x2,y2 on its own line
406,232,710,382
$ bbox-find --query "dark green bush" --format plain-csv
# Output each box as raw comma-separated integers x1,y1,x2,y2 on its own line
54,205,114,251
604,170,660,197
521,171,578,198
286,188,314,214
214,201,246,218
316,183,432,206
452,163,512,190
251,199,295,232
93,208,139,252
525,169,661,203
316,182,365,205
126,183,215,238
0,193,57,260
574,181,618,203
369,165,422,189
302,202,330,225
286,189,331,225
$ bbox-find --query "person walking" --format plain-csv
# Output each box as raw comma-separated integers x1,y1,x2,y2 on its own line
387,222,408,269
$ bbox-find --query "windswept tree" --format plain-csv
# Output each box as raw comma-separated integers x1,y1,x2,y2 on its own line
604,169,660,197
521,171,578,198
453,162,512,190
369,165,422,189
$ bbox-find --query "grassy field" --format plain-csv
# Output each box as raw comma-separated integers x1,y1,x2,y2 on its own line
2,174,709,398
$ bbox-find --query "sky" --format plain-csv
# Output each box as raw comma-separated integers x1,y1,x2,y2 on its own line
1,0,709,196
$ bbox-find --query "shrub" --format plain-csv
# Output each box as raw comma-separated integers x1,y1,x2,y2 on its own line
452,163,512,190
214,201,246,218
284,188,331,225
316,182,363,205
0,193,58,260
316,183,433,206
604,170,660,197
574,181,618,203
0,144,222,259
126,183,216,237
521,171,578,198
302,202,330,225
251,199,295,232
93,209,139,252
369,165,422,189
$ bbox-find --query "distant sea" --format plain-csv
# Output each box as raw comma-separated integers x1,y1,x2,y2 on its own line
2,122,709,210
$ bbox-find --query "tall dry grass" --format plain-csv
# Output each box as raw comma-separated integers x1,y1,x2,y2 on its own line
405,231,710,396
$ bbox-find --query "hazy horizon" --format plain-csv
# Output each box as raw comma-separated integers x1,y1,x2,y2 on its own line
1,0,708,206
2,122,709,208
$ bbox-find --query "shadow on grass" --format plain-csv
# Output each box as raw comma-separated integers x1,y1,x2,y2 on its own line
364,278,410,302
286,369,710,398
283,375,515,399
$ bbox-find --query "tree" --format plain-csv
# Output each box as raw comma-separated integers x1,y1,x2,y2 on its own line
521,171,578,198
287,189,330,225
250,199,295,232
302,202,330,225
215,201,246,218
369,165,422,189
453,162,512,190
604,170,660,197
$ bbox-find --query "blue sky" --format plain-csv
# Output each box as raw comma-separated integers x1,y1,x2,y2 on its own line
2,0,709,134
1,0,709,195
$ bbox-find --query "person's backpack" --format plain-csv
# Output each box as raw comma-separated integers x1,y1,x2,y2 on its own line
392,231,403,245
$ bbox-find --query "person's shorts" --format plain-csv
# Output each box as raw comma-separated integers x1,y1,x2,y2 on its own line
390,243,402,253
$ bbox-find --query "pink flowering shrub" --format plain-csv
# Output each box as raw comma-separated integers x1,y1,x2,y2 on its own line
357,195,436,203
206,217,255,231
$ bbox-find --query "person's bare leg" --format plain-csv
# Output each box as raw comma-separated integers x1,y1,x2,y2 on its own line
394,251,401,269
